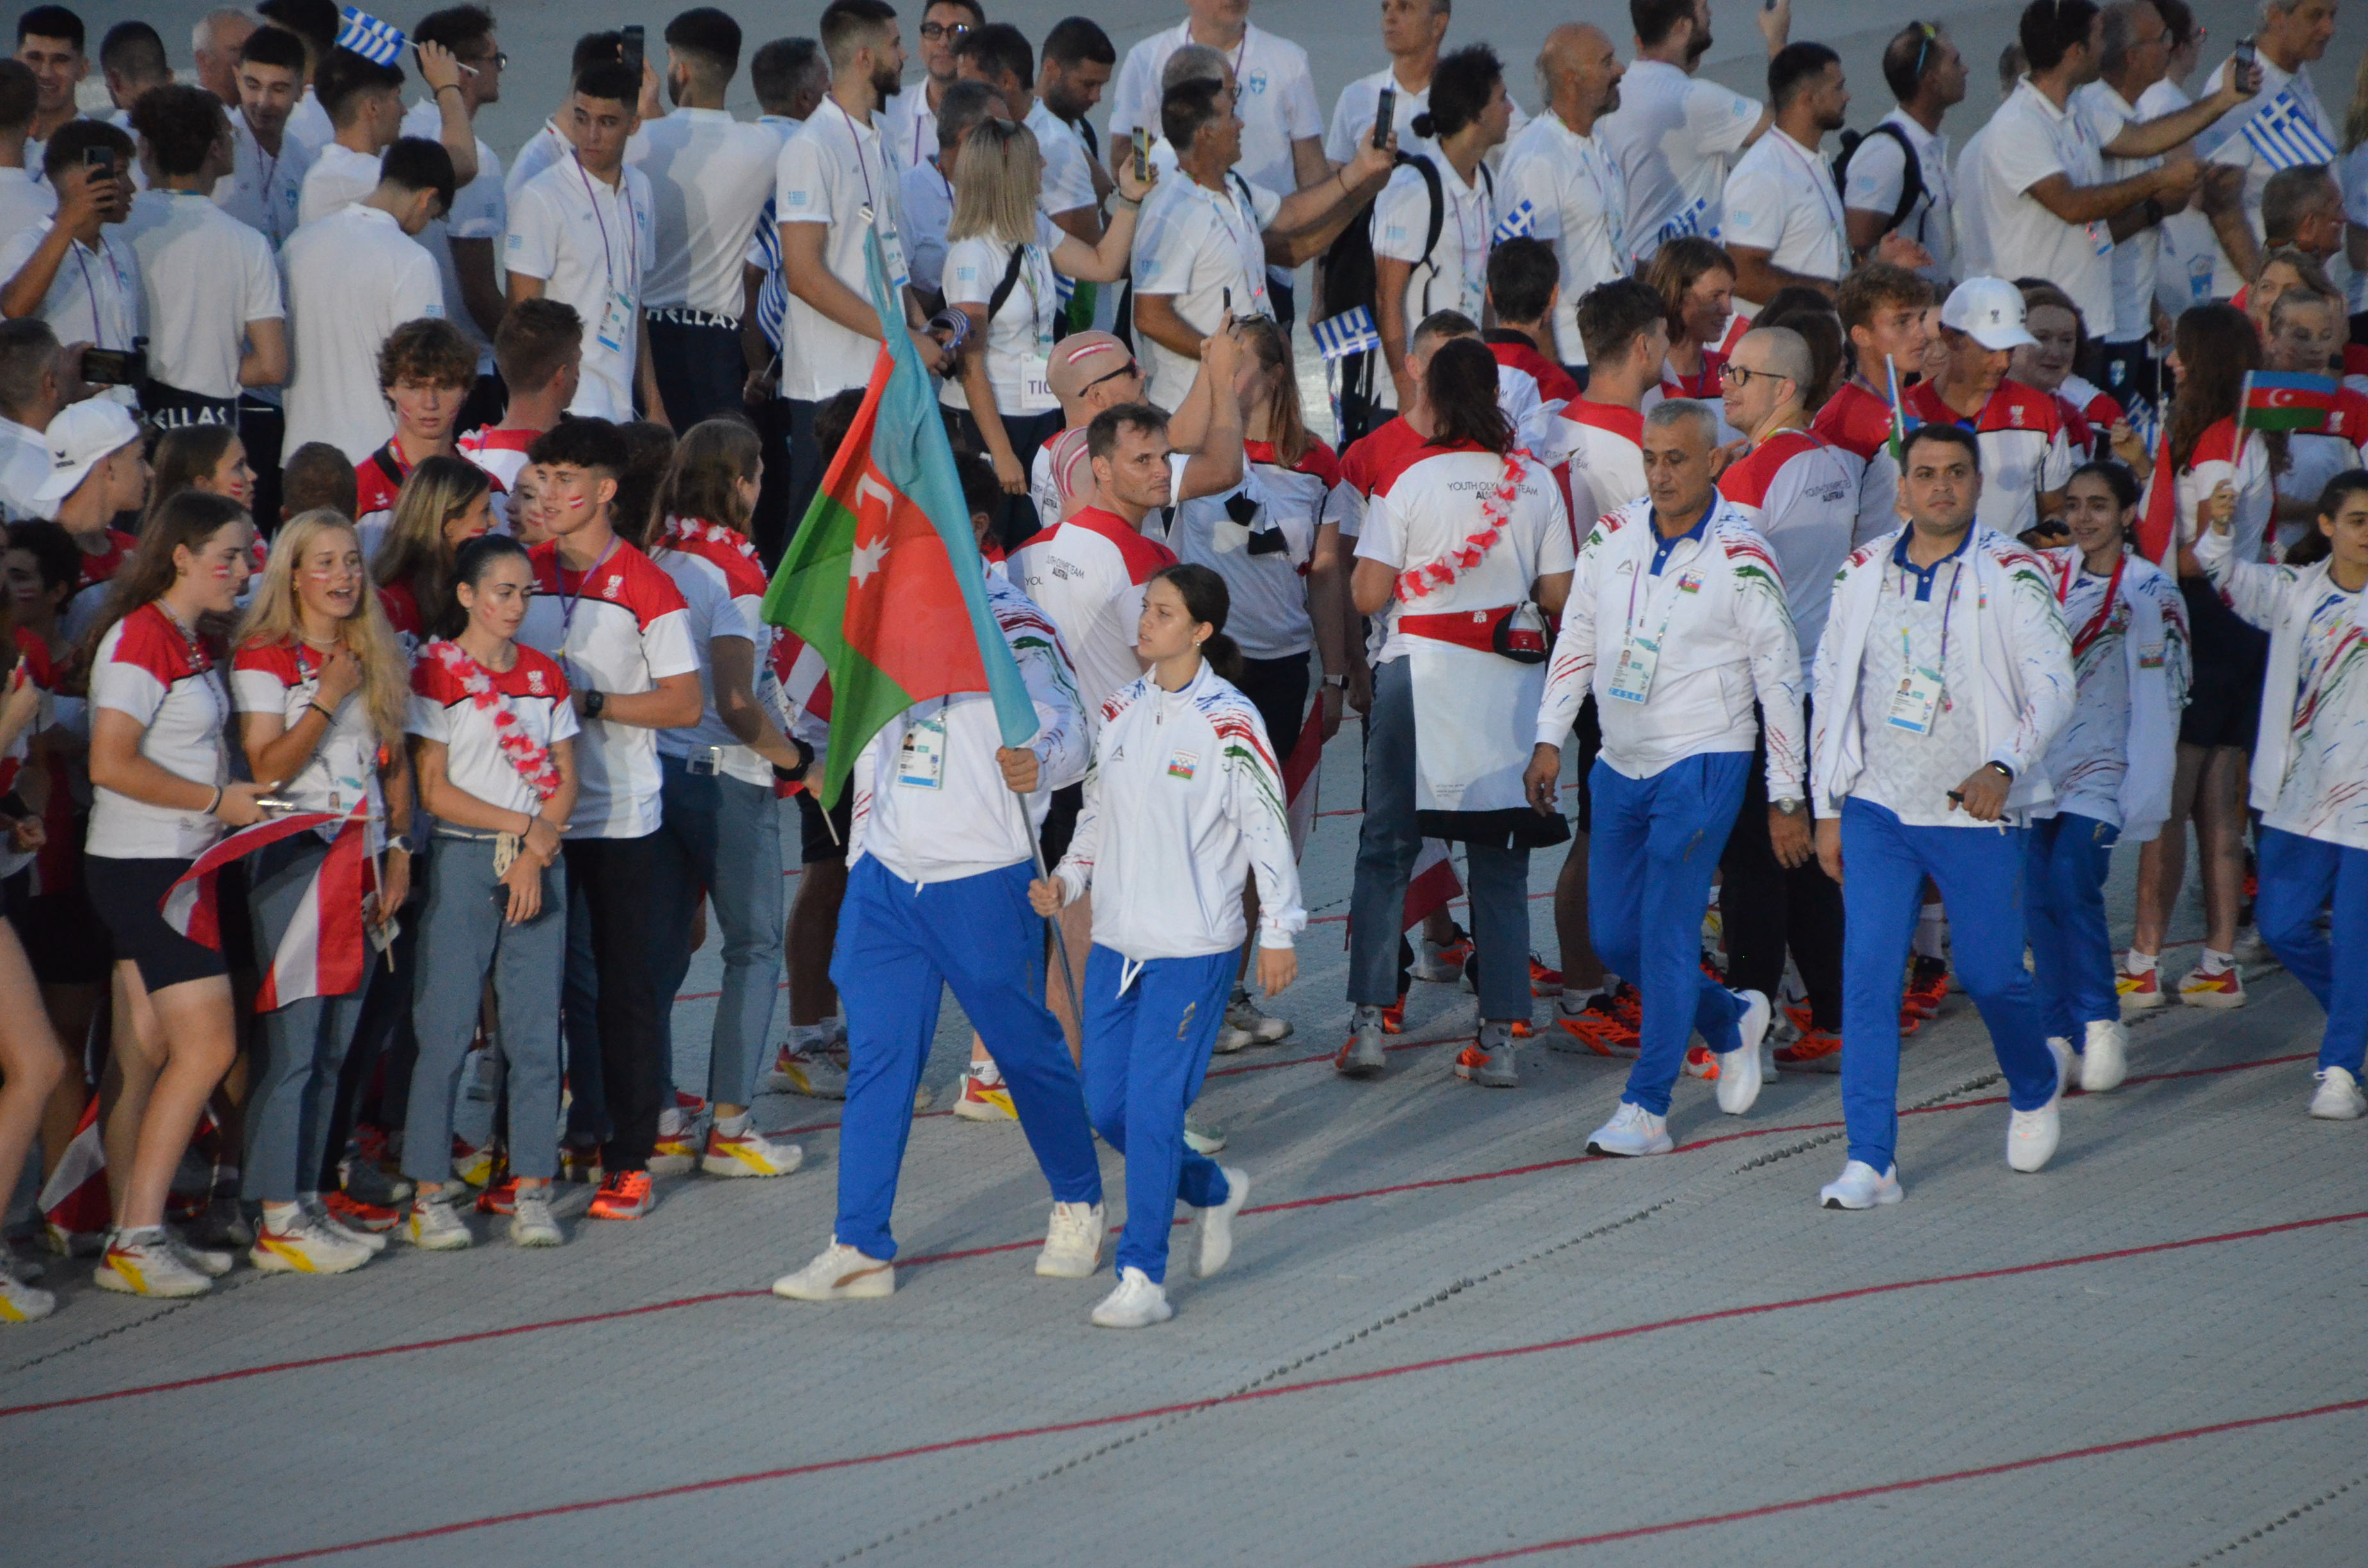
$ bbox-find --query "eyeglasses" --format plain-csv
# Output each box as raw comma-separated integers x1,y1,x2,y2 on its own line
1719,362,1788,388
1084,358,1140,391
919,21,972,41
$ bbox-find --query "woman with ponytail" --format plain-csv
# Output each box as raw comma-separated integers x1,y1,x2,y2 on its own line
1030,562,1303,1329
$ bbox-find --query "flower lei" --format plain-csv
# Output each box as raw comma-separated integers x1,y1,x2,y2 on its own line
429,639,561,803
661,514,758,564
1392,452,1533,605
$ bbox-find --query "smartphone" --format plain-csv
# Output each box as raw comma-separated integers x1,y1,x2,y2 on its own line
83,145,113,179
1372,86,1395,149
2235,34,2257,69
1131,126,1150,184
621,24,645,77
81,347,145,387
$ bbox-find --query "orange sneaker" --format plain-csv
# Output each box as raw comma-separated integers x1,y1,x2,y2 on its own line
322,1189,400,1232
588,1170,655,1220
1682,1043,1720,1079
1898,1009,1923,1037
1551,985,1641,1058
2116,958,2164,1015
1774,1027,1843,1072
1527,955,1563,996
1902,956,1950,1018
475,1173,518,1216
1509,1018,1534,1039
1379,993,1407,1034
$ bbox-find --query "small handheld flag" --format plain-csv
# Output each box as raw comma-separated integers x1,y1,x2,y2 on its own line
335,8,407,66
1491,200,1537,245
2241,90,2338,171
1311,306,1382,363
1884,357,1908,462
2135,427,2178,564
2236,368,2339,433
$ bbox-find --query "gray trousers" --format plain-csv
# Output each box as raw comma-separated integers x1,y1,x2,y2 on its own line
402,836,568,1182
1347,658,1533,1019
649,759,787,1107
243,836,370,1201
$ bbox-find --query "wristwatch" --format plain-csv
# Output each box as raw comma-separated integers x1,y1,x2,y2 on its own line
1986,761,2015,782
386,833,414,854
1322,674,1348,690
583,689,605,719
1772,797,1805,816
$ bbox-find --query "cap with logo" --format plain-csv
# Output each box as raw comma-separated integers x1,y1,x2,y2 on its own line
35,399,144,505
1940,277,2039,352
1046,331,1135,404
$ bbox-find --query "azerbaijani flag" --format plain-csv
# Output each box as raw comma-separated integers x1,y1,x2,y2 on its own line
760,232,1036,808
2238,370,2340,433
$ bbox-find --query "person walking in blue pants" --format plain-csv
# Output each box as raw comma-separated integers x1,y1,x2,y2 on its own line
1527,398,1804,1153
1806,420,2078,1209
1032,565,1303,1327
774,573,1105,1302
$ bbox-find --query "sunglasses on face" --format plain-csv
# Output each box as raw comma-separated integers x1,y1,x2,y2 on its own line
1084,359,1140,391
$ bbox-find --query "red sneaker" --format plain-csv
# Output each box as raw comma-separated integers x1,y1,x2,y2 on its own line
1902,956,1950,1018
1682,1043,1720,1079
588,1170,655,1220
475,1173,518,1216
1774,1027,1843,1072
1527,955,1564,996
1379,993,1406,1034
322,1189,400,1232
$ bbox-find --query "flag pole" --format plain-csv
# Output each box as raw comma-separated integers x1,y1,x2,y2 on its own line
1006,771,1082,1022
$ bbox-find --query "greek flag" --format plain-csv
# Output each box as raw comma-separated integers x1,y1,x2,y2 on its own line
1311,306,1382,362
336,8,406,66
1492,200,1536,245
2242,91,2337,170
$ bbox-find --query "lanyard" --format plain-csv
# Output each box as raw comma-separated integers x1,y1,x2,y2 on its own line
70,241,114,350
572,155,636,302
1444,161,1486,309
1772,131,1849,261
2061,550,2126,656
1571,129,1622,252
836,99,880,218
1624,503,1714,638
557,537,620,641
1206,183,1265,302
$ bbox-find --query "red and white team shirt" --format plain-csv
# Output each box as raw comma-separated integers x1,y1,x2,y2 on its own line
352,445,413,565
62,526,137,643
652,520,778,788
2144,416,2275,566
377,578,429,661
458,424,536,528
1320,416,1430,543
1010,506,1178,714
0,632,53,881
88,603,231,860
1810,379,1897,546
229,639,388,847
407,641,579,821
1546,400,1649,539
1715,427,1859,658
2058,373,2125,457
1355,441,1577,666
1900,377,2073,539
1028,424,1092,531
516,539,696,838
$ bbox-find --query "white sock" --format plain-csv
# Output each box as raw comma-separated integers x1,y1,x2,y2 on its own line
2123,949,2158,974
261,1200,300,1231
1558,985,1606,1013
715,1110,752,1138
1912,910,1948,961
2196,947,2234,974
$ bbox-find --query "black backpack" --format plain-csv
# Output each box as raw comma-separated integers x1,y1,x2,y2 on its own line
1832,122,1924,235
1314,150,1492,407
1112,168,1260,352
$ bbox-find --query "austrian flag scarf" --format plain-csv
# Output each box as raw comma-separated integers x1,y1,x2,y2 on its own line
161,804,375,1011
428,639,561,801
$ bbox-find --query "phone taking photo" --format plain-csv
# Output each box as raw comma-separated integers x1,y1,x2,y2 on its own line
2235,33,2257,70
1131,126,1151,184
1372,86,1395,149
80,347,145,388
621,24,645,77
83,145,114,179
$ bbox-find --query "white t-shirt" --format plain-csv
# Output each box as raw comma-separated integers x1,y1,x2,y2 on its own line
401,99,504,373
1599,58,1761,260
1354,445,1575,665
1130,172,1281,411
1499,111,1629,367
213,111,311,251
297,142,382,225
504,156,657,421
774,102,909,404
229,639,387,846
1951,122,1993,279
407,641,579,822
506,119,571,206
516,537,697,839
2072,81,2158,343
1107,21,1321,210
1326,67,1429,165
286,88,333,157
0,165,56,246
650,523,775,788
1370,152,1494,411
1973,79,2114,332
2202,54,2332,300
1165,439,1338,660
0,221,139,354
1839,108,1954,284
0,416,49,521
630,106,782,320
876,81,939,174
120,190,283,401
1027,100,1098,219
941,218,1062,416
88,603,231,860
281,203,445,462
2137,76,2220,315
1722,127,1852,298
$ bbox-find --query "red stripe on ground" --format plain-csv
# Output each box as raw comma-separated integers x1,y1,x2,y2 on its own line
1399,1395,2368,1566
200,1210,2368,1568
5,1051,2306,1424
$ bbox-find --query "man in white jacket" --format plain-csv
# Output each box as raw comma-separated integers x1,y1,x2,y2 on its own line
1526,399,1802,1155
1807,422,2076,1209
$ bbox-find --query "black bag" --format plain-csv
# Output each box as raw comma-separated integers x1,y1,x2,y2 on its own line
1314,151,1490,411
1831,121,1923,236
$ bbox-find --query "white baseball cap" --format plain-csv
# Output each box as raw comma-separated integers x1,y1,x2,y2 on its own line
34,398,142,505
1939,277,2039,352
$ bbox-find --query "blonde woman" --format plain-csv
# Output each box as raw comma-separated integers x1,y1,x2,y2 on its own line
229,509,415,1273
371,455,496,657
943,117,1151,541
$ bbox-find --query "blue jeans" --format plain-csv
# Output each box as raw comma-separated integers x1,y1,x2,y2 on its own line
2023,812,2120,1046
1588,753,1750,1115
243,836,369,1201
1080,945,1235,1282
649,756,787,1106
830,857,1101,1260
2255,827,2368,1076
1839,799,2060,1172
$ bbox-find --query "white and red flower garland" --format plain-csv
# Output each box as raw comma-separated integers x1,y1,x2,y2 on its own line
429,639,560,803
661,514,758,563
1392,452,1533,605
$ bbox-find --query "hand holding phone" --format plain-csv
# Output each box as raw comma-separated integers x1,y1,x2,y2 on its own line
1131,126,1151,184
1372,86,1395,150
622,24,645,77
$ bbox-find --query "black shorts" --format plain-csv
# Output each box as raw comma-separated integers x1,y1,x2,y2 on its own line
1569,696,1603,835
1233,651,1312,769
2,869,112,985
2179,576,2268,750
85,854,229,993
1039,782,1084,869
796,788,853,864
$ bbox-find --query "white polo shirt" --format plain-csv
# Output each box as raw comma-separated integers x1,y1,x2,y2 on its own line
1722,127,1851,303
1130,171,1279,411
402,99,504,373
2070,81,2158,343
0,221,139,354
297,141,382,225
775,101,909,404
1973,78,2114,332
1369,151,1493,411
630,106,780,321
281,202,445,461
2202,54,2332,300
506,118,570,206
2135,76,2219,314
286,88,333,157
212,110,310,249
1950,123,1993,278
0,416,51,521
1599,58,1761,259
0,165,56,243
876,81,939,174
505,156,657,421
1108,21,1321,208
1027,100,1098,220
120,189,283,402
1840,108,1954,284
1500,110,1629,367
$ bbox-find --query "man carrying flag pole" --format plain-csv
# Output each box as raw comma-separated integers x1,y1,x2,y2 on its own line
769,235,1105,1303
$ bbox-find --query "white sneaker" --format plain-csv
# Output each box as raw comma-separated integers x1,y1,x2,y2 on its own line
167,1229,235,1278
304,1195,389,1254
1212,1018,1255,1054
1715,990,1770,1115
94,1227,213,1298
1226,991,1292,1043
1183,1121,1226,1155
1409,928,1470,983
1089,1266,1174,1328
508,1190,564,1247
764,1047,849,1099
1818,1161,1903,1210
2079,1019,2128,1093
2308,1066,2366,1121
249,1212,373,1275
2232,926,2278,968
1034,1200,1106,1278
405,1194,474,1250
2007,1038,2071,1173
1584,1101,1673,1157
648,1105,700,1176
700,1120,805,1179
0,1257,56,1323
1335,1006,1388,1079
773,1238,894,1300
1197,1166,1249,1278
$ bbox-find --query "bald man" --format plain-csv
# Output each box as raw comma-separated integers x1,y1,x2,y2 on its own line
1499,24,1629,376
